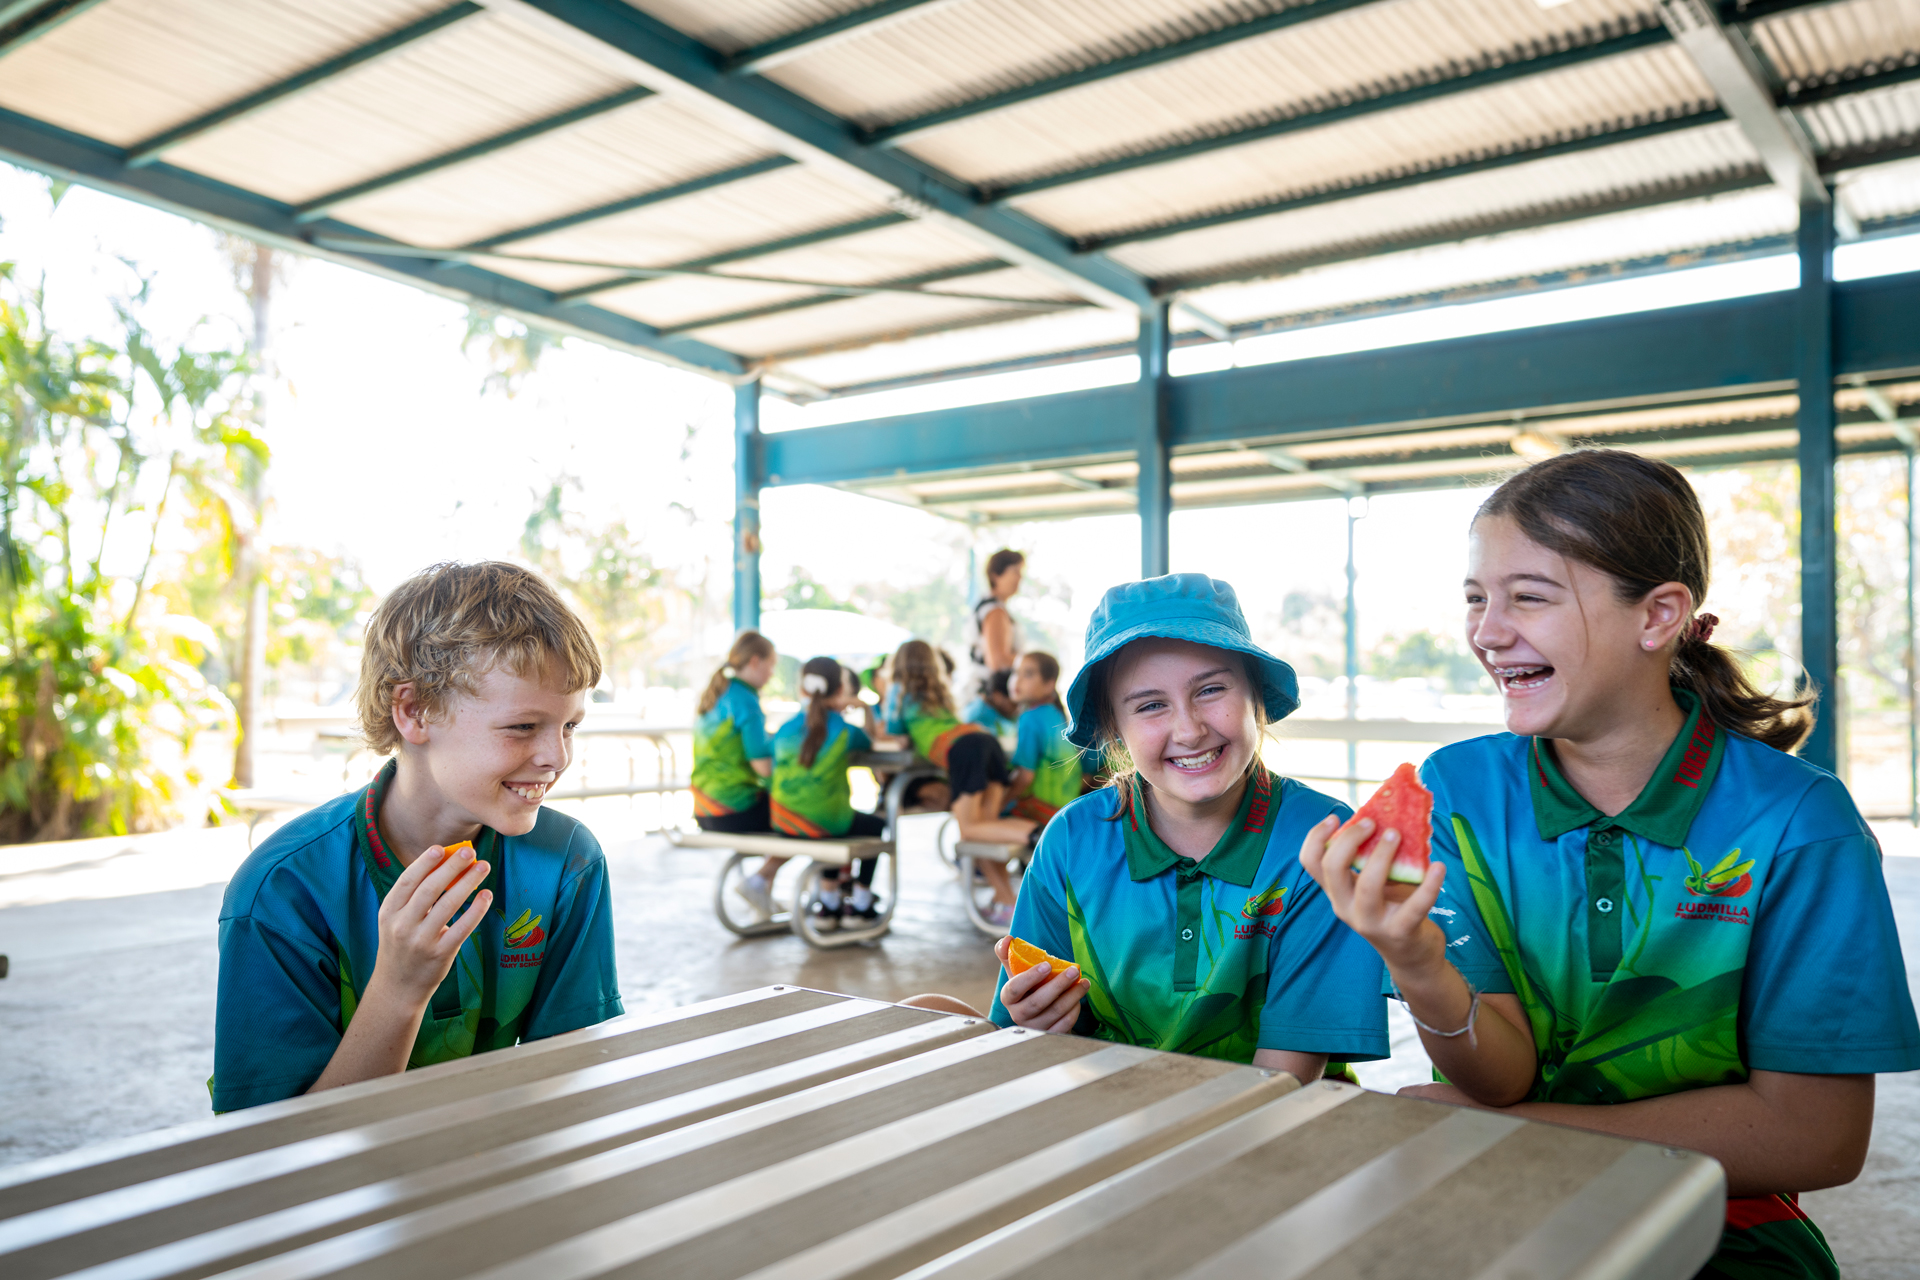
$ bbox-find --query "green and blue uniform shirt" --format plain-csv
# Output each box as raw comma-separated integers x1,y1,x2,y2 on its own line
213,760,624,1112
990,768,1388,1066
770,709,874,838
1008,702,1083,821
692,678,772,816
883,687,982,769
1421,690,1920,1278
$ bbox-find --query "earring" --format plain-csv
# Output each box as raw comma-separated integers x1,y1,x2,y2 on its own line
1644,639,1656,649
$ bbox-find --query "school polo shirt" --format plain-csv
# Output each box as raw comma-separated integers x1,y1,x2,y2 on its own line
1010,703,1084,815
1422,691,1920,1106
883,688,981,769
990,769,1388,1064
213,767,624,1112
692,679,772,816
770,710,873,837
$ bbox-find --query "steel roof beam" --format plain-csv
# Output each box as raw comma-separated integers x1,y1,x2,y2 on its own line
0,0,106,56
293,85,653,223
0,106,747,379
466,155,797,248
756,269,1920,486
868,0,1388,148
727,0,967,76
125,3,482,167
1656,0,1856,236
656,259,1006,334
552,212,910,301
477,0,1154,313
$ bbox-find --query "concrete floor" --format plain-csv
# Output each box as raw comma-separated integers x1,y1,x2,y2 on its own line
1,803,1916,1277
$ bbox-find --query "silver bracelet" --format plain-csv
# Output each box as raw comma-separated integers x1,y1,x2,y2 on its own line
1401,984,1480,1052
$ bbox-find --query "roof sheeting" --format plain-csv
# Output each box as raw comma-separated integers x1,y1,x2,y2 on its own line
0,0,1918,395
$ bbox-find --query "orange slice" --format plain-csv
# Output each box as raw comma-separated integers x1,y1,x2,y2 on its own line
442,840,474,858
1006,936,1074,978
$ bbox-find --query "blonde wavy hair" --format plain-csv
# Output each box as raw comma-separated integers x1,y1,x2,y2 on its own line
355,561,602,754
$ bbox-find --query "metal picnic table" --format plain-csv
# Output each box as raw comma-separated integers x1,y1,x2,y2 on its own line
0,986,1726,1280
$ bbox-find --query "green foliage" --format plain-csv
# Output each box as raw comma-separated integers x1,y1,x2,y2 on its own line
0,265,255,839
1367,629,1490,693
463,307,559,398
778,566,861,613
520,477,674,691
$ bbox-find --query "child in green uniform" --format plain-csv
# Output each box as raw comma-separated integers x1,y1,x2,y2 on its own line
885,638,1034,925
773,657,885,931
1005,651,1082,825
692,630,783,919
1300,451,1920,1279
215,562,622,1108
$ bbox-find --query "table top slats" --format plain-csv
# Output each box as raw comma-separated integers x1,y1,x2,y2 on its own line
3,990,1727,1280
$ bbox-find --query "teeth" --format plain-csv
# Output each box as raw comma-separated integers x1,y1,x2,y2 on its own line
507,783,549,801
1170,748,1221,770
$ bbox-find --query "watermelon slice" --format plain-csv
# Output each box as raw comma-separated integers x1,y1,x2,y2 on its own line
1339,762,1433,887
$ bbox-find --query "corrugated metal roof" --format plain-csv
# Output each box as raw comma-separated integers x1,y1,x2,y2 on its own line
3,0,1920,401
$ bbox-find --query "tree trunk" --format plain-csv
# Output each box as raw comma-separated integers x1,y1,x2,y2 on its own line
231,243,272,789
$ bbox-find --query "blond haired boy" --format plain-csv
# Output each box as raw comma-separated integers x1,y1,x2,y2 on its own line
213,562,623,1110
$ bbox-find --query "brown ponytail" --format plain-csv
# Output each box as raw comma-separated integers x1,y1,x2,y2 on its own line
796,656,842,768
890,639,958,717
1478,450,1814,751
697,629,775,716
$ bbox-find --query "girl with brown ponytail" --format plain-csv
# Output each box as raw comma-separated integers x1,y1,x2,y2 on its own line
692,630,781,918
771,657,886,931
1299,449,1919,1280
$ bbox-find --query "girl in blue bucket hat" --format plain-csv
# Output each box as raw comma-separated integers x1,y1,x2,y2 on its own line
961,573,1389,1080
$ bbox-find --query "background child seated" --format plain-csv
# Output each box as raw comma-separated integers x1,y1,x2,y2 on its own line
885,639,1033,926
212,561,622,1110
1005,651,1082,826
772,657,886,931
692,630,784,919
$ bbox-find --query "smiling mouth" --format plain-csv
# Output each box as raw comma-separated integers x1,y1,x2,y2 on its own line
505,781,551,803
1492,665,1554,692
1168,747,1223,772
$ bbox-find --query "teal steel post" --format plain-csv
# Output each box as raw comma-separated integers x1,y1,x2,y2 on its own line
1138,302,1173,578
733,379,762,633
1797,197,1839,773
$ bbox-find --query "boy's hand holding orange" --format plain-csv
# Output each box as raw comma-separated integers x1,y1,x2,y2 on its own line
371,841,492,1006
995,935,1087,1035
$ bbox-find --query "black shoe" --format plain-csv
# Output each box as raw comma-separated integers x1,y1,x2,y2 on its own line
808,899,842,933
842,897,882,925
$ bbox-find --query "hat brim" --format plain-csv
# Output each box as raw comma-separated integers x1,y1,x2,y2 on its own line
1063,617,1301,749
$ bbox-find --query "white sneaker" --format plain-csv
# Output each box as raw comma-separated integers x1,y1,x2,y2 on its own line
987,903,1015,927
734,875,775,921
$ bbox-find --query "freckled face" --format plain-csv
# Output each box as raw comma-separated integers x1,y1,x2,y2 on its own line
1466,514,1652,741
1108,638,1259,809
417,665,584,836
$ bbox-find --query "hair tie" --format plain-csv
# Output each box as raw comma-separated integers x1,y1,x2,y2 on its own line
1684,613,1719,645
800,672,830,695
722,664,737,677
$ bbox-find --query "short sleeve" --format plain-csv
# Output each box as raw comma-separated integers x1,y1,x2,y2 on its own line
522,837,625,1041
1741,826,1920,1074
213,914,344,1111
1011,712,1042,772
1257,801,1390,1061
884,687,908,737
988,819,1076,1027
735,688,772,761
847,723,874,754
1409,764,1516,996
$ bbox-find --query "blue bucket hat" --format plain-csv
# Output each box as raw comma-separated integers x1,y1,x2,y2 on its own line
1064,573,1300,750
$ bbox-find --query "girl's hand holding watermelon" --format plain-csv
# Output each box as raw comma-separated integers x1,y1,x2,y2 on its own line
1298,812,1448,973
992,935,1087,1034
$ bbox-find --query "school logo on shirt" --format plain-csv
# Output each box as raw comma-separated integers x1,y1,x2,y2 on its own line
1675,848,1754,924
503,909,546,966
1235,885,1286,939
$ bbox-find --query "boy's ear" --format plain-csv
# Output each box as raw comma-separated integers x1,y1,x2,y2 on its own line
391,682,433,746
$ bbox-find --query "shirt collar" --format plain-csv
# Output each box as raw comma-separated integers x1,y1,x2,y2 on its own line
355,757,500,896
1528,688,1725,844
1118,766,1279,887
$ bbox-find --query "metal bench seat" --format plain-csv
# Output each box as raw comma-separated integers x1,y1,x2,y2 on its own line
953,841,1029,938
669,829,897,949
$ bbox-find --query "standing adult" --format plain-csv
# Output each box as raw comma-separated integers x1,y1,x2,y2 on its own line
964,548,1024,730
